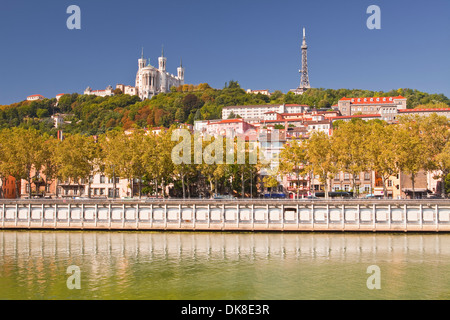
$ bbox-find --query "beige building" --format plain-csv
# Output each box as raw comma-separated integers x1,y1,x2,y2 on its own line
55,173,130,199
337,96,407,117
84,85,114,97
246,89,271,96
27,94,45,101
116,84,138,96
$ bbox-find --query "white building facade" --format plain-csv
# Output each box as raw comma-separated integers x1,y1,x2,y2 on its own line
136,48,184,100
222,104,309,121
84,85,114,97
27,94,45,101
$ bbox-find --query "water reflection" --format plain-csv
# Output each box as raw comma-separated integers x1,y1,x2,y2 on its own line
1,231,450,299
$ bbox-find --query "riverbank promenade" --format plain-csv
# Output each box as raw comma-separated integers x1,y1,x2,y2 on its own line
1,198,450,232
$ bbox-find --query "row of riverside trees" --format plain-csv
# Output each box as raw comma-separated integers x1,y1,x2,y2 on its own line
0,113,449,199
279,114,450,198
0,126,265,199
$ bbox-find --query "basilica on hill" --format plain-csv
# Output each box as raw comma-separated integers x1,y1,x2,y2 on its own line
85,46,185,100
135,47,185,100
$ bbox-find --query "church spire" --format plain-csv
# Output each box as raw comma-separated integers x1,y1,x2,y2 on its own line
158,45,167,71
138,47,146,69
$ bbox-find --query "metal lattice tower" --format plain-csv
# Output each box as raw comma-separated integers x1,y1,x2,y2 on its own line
298,27,310,92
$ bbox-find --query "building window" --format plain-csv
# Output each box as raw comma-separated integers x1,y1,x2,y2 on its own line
388,180,393,187
108,177,119,184
100,175,106,184
364,185,371,193
344,185,350,191
364,172,371,180
100,188,105,195
344,173,350,180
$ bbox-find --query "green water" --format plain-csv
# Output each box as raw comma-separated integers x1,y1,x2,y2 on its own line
0,230,449,300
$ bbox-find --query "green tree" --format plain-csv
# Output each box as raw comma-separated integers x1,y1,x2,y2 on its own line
171,129,197,198
279,138,307,199
394,116,426,198
0,128,48,197
36,108,49,119
263,174,278,195
434,142,450,198
143,128,175,198
417,113,450,197
40,134,60,195
55,133,99,197
365,121,397,199
332,121,370,197
100,129,148,198
305,131,338,198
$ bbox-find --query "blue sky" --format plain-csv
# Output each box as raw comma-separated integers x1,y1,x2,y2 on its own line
0,0,449,105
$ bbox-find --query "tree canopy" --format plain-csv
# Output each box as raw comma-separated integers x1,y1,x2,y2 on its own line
0,85,448,137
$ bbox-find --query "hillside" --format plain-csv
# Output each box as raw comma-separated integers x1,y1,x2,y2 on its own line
1,82,449,136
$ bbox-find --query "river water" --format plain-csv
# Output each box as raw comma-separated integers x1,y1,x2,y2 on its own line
0,230,449,300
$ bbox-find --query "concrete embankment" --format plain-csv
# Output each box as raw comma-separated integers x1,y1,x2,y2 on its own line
1,199,450,232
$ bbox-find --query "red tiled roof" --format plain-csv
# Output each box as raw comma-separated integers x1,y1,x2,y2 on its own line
27,94,44,98
280,112,305,116
261,120,289,123
217,119,245,124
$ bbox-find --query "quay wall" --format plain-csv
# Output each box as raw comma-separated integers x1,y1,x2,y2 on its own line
1,199,450,232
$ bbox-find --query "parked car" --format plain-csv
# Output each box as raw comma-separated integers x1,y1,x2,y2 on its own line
365,194,383,199
213,194,237,200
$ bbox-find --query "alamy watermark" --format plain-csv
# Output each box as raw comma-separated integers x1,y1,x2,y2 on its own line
366,265,381,290
171,129,278,173
66,265,81,290
66,5,81,30
366,5,381,30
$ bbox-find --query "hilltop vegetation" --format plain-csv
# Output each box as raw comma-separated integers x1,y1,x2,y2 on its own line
0,82,449,136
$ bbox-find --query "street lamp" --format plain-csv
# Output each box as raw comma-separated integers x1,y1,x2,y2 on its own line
111,164,116,200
